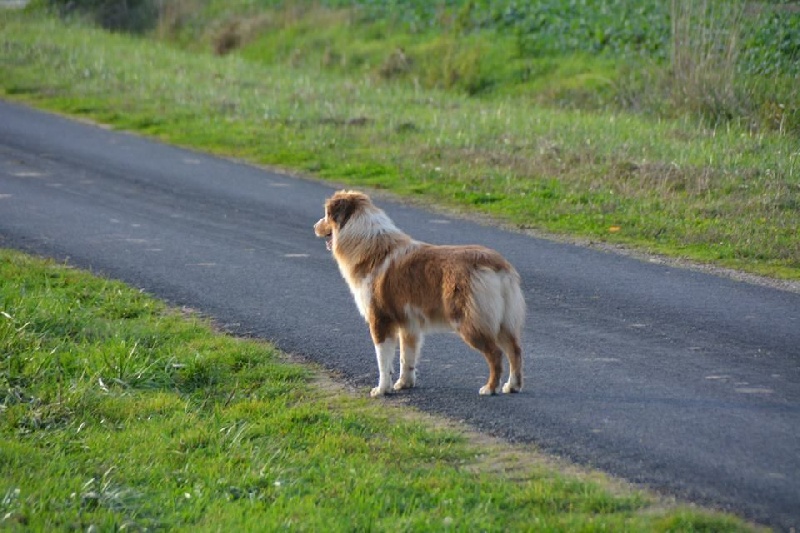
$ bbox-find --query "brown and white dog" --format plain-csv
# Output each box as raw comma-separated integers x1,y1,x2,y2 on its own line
314,190,526,397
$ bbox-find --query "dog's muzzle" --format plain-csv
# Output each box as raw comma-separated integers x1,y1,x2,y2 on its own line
314,219,333,250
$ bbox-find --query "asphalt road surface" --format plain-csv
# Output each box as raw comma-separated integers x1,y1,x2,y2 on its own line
1,101,798,530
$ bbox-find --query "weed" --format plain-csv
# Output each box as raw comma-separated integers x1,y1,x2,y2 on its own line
377,46,411,80
668,0,745,126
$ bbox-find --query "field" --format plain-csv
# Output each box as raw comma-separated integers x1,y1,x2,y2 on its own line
0,250,752,530
2,3,798,279
57,0,800,126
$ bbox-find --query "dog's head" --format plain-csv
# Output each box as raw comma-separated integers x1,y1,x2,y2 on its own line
314,190,372,250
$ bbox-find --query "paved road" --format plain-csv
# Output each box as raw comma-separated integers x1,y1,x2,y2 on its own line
1,101,798,530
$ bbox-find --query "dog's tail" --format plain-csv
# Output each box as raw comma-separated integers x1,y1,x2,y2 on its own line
500,269,526,338
469,267,526,339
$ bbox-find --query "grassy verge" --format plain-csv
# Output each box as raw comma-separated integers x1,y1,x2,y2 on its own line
0,11,798,280
0,248,752,530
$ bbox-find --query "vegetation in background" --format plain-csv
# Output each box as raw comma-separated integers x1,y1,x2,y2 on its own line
37,0,800,133
0,249,752,530
1,10,798,279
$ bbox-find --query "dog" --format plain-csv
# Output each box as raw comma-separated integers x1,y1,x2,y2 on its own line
314,190,525,397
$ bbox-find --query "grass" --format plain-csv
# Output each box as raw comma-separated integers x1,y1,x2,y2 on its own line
0,248,754,530
1,7,799,283
161,0,800,127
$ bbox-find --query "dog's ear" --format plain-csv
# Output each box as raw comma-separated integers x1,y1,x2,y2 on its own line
328,196,357,230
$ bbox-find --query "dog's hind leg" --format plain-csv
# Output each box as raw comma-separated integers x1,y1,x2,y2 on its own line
499,330,523,393
479,345,504,396
394,329,422,391
458,324,503,395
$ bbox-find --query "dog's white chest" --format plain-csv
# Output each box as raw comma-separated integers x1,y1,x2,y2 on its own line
349,279,372,320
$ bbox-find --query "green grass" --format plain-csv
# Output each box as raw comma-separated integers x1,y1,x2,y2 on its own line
162,0,800,125
0,10,798,280
0,248,753,530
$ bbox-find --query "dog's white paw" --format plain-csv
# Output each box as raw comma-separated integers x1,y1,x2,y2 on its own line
502,382,521,394
370,386,390,397
393,378,415,391
393,370,416,391
479,385,499,396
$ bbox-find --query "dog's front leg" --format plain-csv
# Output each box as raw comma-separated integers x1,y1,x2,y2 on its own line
394,330,421,391
370,338,397,397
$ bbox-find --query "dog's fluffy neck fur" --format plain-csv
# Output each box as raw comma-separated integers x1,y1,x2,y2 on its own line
334,206,413,284
332,206,415,322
